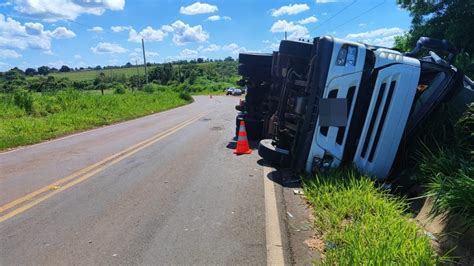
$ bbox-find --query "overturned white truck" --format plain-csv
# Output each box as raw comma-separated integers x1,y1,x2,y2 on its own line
237,36,473,180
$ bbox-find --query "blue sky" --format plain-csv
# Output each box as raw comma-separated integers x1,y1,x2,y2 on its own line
0,0,412,71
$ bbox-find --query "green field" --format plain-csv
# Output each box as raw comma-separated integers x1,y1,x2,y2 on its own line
0,89,192,150
49,66,146,81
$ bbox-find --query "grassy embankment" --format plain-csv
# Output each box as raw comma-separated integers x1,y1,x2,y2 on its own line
0,89,192,150
304,169,440,264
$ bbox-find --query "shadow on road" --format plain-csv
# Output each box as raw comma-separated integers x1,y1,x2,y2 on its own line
226,140,259,150
258,159,301,188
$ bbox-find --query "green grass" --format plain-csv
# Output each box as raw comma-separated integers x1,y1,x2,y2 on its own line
415,103,474,226
303,168,440,265
0,89,192,150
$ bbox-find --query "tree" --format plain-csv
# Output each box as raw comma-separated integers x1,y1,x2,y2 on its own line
59,65,71,72
395,0,474,77
37,66,50,76
224,56,234,62
125,62,132,68
25,68,37,76
197,58,204,64
4,68,24,81
94,72,107,95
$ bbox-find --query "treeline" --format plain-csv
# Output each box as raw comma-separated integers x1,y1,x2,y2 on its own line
395,0,474,78
0,60,238,95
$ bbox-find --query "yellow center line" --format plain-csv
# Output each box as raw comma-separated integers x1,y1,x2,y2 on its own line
0,111,211,223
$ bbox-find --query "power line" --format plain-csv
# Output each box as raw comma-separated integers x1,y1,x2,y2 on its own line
325,0,387,34
312,0,357,33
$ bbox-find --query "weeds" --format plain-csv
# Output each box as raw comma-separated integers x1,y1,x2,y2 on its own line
303,168,440,264
416,103,474,227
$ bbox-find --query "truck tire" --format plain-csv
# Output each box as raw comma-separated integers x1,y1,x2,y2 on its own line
258,139,289,165
239,53,273,67
279,40,313,60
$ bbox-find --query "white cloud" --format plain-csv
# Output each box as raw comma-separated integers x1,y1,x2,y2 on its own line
180,2,218,15
168,20,209,45
202,44,220,52
74,54,81,59
0,15,75,51
88,26,104,33
24,22,43,35
130,50,158,59
12,0,125,21
271,4,309,17
270,20,309,39
298,16,318,24
0,49,21,58
345,27,404,47
111,25,131,32
0,2,12,7
270,42,280,50
128,26,167,42
358,23,366,27
222,43,247,54
91,42,127,54
50,27,76,38
207,15,231,21
316,0,338,3
180,48,198,58
42,49,53,55
161,25,174,32
147,51,159,57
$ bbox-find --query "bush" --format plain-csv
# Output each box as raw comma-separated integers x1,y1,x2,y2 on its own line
13,88,34,114
179,91,192,101
113,83,127,94
142,84,156,93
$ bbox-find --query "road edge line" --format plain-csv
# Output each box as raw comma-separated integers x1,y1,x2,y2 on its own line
263,165,285,265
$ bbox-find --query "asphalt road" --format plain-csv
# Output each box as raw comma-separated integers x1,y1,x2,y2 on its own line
0,96,268,265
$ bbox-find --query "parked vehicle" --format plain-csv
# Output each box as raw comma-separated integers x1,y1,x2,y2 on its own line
237,36,473,180
226,87,243,96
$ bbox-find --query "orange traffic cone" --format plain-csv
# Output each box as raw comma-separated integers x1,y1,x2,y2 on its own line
234,120,252,155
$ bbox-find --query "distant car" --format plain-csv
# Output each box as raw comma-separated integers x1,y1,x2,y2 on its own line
226,87,242,96
232,88,242,96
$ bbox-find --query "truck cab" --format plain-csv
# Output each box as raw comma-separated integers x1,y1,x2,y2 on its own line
255,36,471,180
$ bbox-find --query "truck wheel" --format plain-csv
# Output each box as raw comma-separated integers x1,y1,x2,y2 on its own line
258,139,289,165
279,40,313,60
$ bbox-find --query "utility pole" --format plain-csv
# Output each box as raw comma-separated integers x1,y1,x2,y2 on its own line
285,31,287,40
135,59,140,91
142,38,148,84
